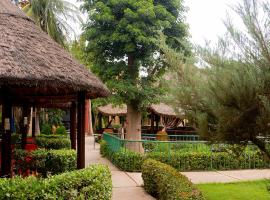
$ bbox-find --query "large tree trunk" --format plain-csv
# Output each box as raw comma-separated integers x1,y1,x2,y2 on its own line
126,104,144,153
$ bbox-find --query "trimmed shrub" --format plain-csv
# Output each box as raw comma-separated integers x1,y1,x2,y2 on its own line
40,123,52,135
55,125,67,135
0,165,112,200
142,159,205,200
14,149,76,176
100,140,270,172
36,136,71,149
100,140,143,172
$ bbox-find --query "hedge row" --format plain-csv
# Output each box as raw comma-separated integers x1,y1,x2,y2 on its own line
36,136,71,149
142,159,205,200
0,165,112,200
14,149,76,176
100,140,270,172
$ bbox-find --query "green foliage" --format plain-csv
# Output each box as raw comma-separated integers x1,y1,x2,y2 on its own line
142,159,205,200
22,0,82,47
14,149,76,176
55,125,67,135
0,165,112,200
100,140,270,171
40,123,52,135
81,0,190,108
47,109,65,126
36,135,70,149
163,0,270,157
199,180,270,200
100,140,143,171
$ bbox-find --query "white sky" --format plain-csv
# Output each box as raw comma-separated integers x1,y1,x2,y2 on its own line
68,0,242,46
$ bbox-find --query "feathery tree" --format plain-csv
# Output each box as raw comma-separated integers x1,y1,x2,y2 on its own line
81,0,189,152
165,0,270,158
22,0,82,47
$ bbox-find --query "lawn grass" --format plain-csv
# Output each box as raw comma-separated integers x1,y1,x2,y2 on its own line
197,180,270,200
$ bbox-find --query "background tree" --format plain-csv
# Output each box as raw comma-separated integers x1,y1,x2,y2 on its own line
22,0,82,47
165,0,270,158
81,0,189,151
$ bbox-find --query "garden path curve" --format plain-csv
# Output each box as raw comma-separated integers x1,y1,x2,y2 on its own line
85,136,155,200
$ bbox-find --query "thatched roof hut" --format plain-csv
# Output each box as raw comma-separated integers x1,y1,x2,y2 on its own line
97,104,127,116
0,0,110,175
0,0,109,103
149,103,184,118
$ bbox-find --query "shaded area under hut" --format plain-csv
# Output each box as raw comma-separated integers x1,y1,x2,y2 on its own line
0,0,109,177
97,103,195,135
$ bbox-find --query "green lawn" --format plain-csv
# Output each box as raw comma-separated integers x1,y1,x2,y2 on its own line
198,180,270,200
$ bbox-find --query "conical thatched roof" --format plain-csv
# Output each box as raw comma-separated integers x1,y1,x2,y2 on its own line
0,0,109,100
98,104,127,116
149,103,184,118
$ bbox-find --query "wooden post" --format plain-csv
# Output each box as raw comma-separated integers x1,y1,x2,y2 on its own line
98,113,102,131
85,100,90,135
151,112,155,134
77,91,86,169
21,106,29,149
1,98,12,177
32,106,36,138
70,102,76,150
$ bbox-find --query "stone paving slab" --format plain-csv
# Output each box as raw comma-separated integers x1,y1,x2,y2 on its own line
112,171,137,188
182,169,270,184
126,172,144,186
113,187,155,200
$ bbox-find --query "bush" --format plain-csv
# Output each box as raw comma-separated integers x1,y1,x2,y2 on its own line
142,159,205,200
100,140,144,172
36,136,71,149
0,165,112,200
101,140,270,172
14,149,76,176
40,123,52,135
55,125,67,135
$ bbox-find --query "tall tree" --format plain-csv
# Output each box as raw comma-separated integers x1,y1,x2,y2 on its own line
81,0,189,152
22,0,82,47
165,0,270,158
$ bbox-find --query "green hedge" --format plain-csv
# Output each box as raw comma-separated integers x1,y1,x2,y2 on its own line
14,149,76,176
0,165,112,200
142,159,205,200
100,140,270,172
100,140,143,172
36,135,71,149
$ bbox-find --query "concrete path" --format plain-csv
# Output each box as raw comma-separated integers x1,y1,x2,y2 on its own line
182,169,270,184
85,136,155,200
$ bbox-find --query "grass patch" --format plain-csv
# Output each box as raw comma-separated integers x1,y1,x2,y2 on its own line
198,180,270,200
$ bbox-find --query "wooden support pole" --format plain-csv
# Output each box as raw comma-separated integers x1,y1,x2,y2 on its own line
77,91,86,169
151,112,155,134
32,106,36,138
21,106,29,149
98,113,102,131
70,102,76,150
1,98,12,177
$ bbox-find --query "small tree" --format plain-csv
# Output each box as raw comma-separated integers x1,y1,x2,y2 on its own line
81,0,189,152
165,0,270,158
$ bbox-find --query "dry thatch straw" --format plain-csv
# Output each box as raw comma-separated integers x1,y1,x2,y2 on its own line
0,0,109,99
149,103,184,117
98,104,127,116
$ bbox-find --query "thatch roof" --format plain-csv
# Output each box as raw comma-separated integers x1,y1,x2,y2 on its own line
149,103,184,118
0,0,109,100
97,103,184,118
98,104,127,116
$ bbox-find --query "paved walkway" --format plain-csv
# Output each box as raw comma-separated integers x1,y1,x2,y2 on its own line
85,136,270,198
85,136,155,200
182,169,270,184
